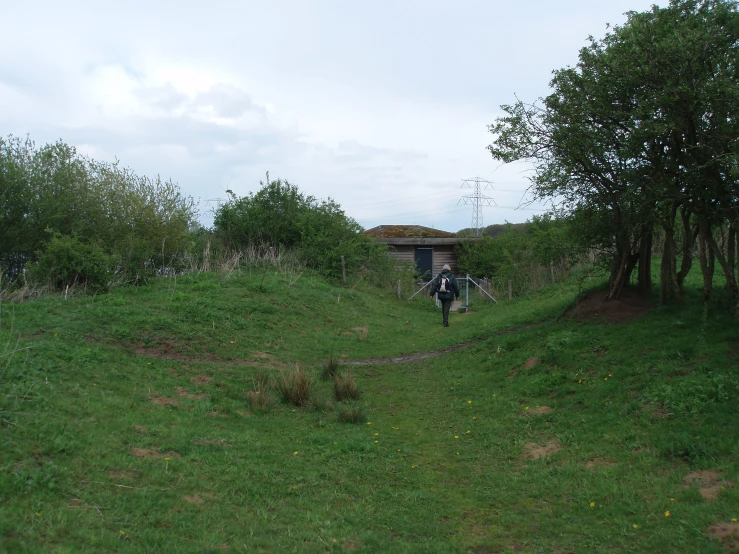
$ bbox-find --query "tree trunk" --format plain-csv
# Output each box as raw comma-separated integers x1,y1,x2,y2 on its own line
638,232,653,294
698,218,713,301
660,228,680,304
659,203,681,304
609,238,638,300
676,206,695,293
706,231,738,299
727,222,736,294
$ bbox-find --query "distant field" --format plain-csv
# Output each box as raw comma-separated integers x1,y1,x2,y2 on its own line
1,266,737,552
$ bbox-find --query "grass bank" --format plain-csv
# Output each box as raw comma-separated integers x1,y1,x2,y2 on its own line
1,267,737,552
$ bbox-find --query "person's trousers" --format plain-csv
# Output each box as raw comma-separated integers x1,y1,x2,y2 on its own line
441,299,452,326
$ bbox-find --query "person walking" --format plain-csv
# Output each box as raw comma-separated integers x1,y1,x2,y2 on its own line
429,264,460,327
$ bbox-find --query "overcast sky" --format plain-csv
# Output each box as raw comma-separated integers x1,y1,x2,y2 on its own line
1,0,661,232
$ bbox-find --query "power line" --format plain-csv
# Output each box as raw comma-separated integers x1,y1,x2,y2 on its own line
459,177,495,237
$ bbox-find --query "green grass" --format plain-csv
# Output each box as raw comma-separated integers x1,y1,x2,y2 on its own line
1,266,737,552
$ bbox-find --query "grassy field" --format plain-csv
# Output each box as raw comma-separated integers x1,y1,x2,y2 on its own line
1,266,738,552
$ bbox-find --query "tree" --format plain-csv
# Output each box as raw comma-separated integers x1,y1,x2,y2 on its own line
213,176,380,280
489,0,739,306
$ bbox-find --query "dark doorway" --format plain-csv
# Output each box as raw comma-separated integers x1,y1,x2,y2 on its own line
414,247,433,281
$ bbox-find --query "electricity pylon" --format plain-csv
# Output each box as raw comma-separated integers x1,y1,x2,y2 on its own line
459,177,495,236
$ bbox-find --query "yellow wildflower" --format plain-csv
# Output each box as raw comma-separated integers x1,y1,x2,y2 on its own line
590,502,595,508
665,511,671,517
293,451,298,456
632,524,638,529
467,400,472,404
454,435,459,439
466,431,471,435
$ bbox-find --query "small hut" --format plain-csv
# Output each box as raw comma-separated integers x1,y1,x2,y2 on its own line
365,225,472,280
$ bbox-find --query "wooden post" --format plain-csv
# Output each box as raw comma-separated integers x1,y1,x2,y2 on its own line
341,256,346,284
508,280,512,300
550,259,555,284
397,279,402,300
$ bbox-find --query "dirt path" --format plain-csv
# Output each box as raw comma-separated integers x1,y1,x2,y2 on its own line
346,322,545,366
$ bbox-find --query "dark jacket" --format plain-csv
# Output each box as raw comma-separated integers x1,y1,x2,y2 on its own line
429,269,460,301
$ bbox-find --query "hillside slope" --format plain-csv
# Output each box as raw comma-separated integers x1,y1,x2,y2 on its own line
1,268,737,552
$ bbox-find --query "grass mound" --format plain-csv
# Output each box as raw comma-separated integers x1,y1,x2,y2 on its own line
1,266,737,552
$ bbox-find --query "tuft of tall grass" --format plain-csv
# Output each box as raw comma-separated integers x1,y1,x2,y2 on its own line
247,371,272,412
275,365,315,407
321,355,340,381
333,370,360,402
337,403,366,424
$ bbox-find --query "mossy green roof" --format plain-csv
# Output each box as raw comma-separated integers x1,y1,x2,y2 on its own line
364,225,456,239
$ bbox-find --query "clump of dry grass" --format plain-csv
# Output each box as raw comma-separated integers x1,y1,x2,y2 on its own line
356,327,368,342
246,371,271,412
333,370,360,402
321,355,340,381
275,365,315,407
337,403,366,424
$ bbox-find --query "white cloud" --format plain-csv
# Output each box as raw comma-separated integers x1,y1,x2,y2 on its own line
0,0,663,232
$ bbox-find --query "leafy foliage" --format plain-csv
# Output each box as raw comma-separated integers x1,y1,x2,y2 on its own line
0,135,197,288
488,0,739,306
213,176,383,280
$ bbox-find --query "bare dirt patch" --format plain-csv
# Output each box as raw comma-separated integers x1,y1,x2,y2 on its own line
130,448,160,459
683,470,734,501
341,540,359,551
564,288,654,323
181,494,204,504
522,406,552,416
586,457,616,468
130,448,181,460
523,439,561,459
150,396,179,407
190,374,213,386
132,425,147,433
510,357,540,379
643,403,669,419
174,387,208,400
708,522,739,552
192,439,232,448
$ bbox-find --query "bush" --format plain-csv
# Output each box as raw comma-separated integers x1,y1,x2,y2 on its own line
27,233,113,292
275,365,315,407
213,176,383,280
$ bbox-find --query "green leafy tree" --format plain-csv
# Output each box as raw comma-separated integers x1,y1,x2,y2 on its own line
213,176,380,280
489,0,739,306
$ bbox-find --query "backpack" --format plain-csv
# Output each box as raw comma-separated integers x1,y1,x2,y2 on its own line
438,275,449,293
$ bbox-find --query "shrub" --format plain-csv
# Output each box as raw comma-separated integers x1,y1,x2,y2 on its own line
275,365,315,407
333,371,360,402
27,233,113,292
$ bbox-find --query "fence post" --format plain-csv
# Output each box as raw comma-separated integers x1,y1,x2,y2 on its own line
341,256,346,284
550,259,555,284
508,280,512,300
397,279,402,300
465,274,469,308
